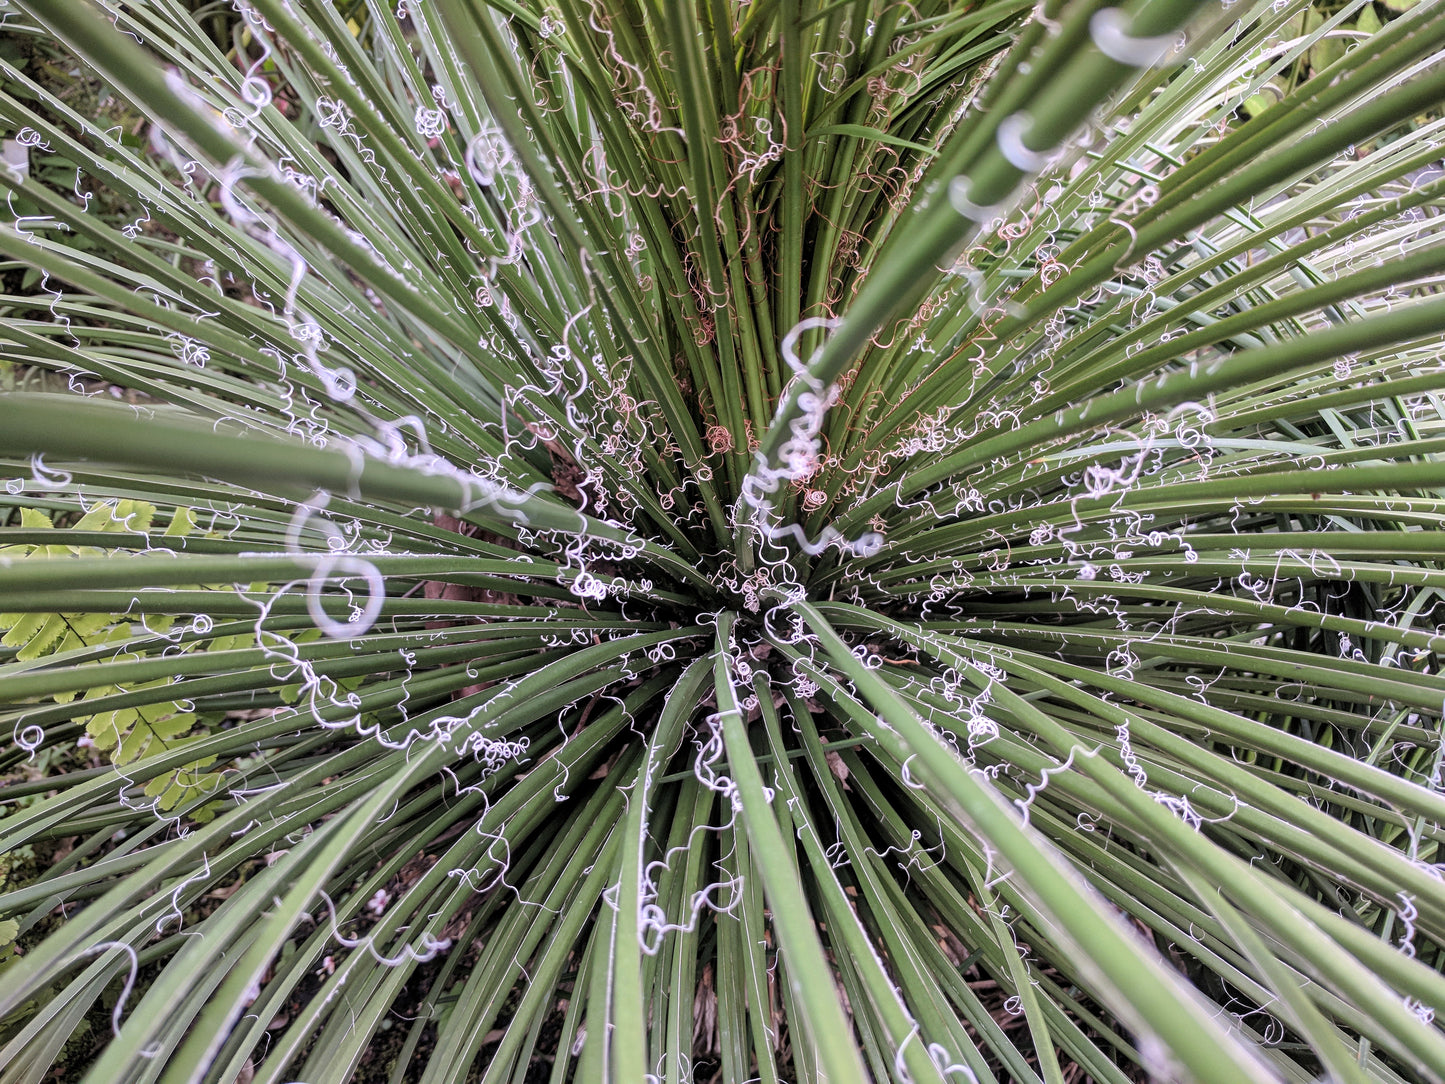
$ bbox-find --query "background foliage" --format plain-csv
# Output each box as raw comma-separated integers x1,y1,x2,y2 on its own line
3,1,1445,1082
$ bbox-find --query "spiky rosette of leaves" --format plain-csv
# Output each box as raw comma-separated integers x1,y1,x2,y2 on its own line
3,1,1445,1082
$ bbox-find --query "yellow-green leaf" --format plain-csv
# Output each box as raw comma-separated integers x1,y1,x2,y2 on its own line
85,681,198,765
164,506,197,537
143,756,222,813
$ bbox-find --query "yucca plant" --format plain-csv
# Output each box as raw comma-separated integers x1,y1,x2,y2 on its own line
2,0,1445,1081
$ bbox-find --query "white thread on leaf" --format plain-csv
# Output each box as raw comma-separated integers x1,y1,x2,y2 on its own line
1089,8,1179,68
947,177,1008,223
996,113,1049,172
